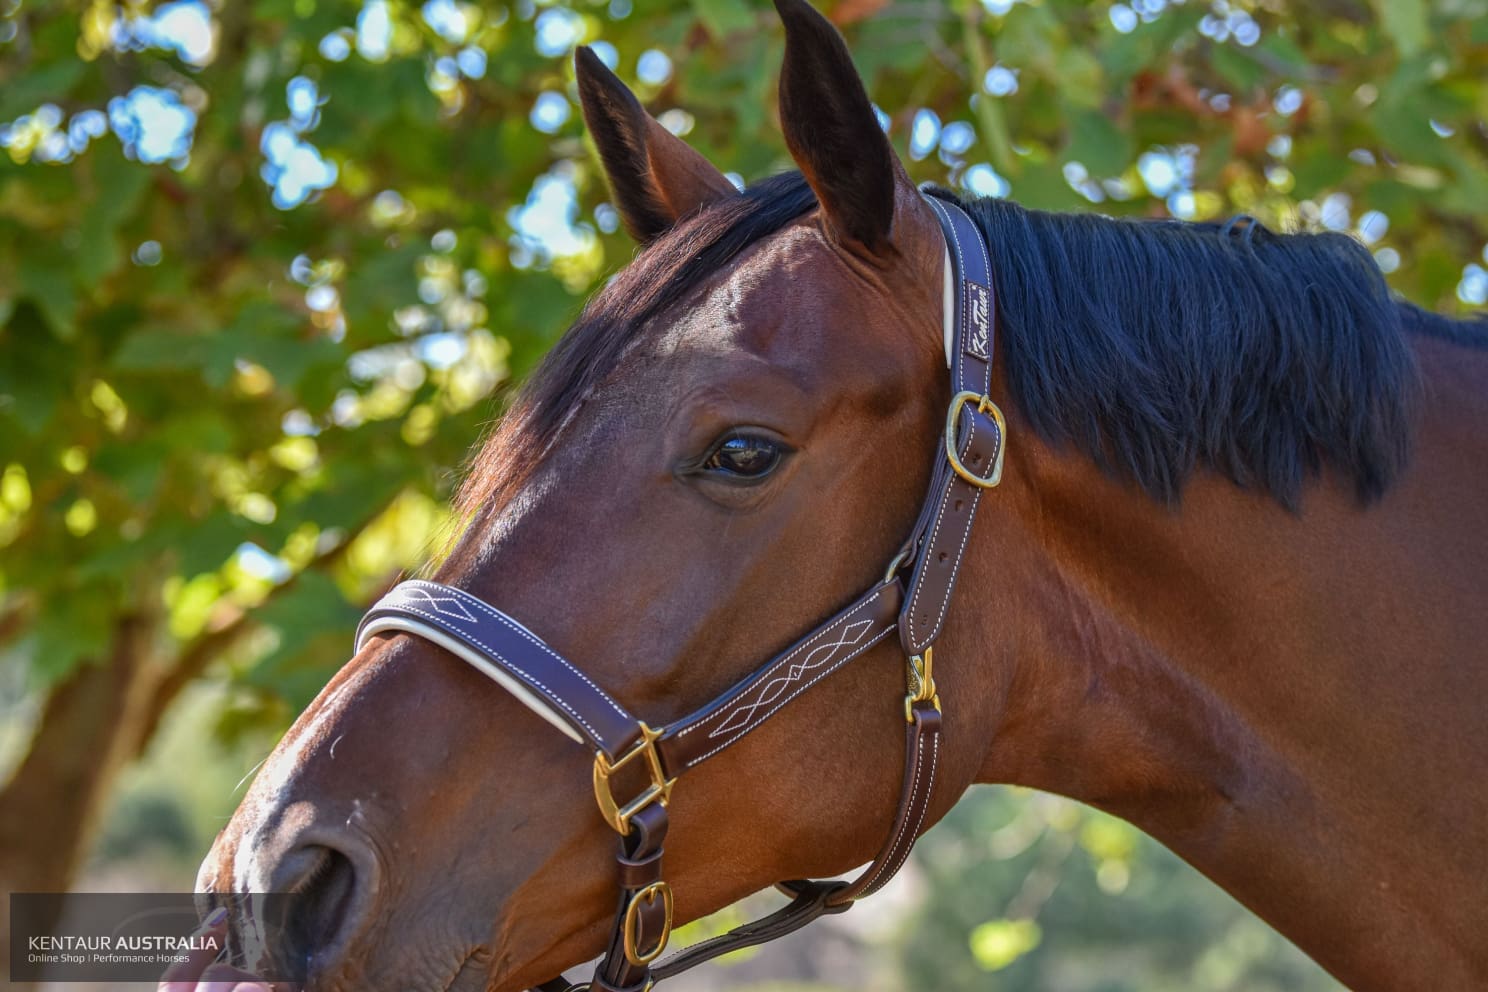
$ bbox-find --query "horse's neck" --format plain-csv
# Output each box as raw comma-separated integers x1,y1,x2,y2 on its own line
956,342,1488,991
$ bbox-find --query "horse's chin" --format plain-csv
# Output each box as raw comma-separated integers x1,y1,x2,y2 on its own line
290,943,489,992
447,953,494,992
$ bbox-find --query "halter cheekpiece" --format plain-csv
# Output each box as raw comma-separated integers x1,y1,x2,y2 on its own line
356,193,1004,992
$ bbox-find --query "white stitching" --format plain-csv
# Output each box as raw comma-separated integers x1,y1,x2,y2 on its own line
908,198,993,648
704,618,875,738
398,581,630,720
676,586,891,738
928,197,993,377
930,196,992,392
367,601,609,745
926,199,964,280
676,613,858,738
859,730,927,892
682,624,897,769
906,473,956,644
881,732,938,889
861,730,938,895
973,218,992,325
907,413,981,646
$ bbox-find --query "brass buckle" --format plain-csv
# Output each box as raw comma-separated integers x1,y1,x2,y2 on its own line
904,646,942,723
944,390,1006,488
622,880,675,965
593,723,675,835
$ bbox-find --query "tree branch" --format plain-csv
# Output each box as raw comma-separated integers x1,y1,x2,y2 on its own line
131,514,378,758
0,596,34,650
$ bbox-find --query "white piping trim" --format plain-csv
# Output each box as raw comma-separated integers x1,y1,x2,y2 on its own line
942,242,955,369
357,615,585,744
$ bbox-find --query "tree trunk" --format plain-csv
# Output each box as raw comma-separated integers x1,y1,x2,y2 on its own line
0,614,156,986
0,528,364,985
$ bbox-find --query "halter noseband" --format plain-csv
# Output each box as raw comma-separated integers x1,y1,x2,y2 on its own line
355,194,1003,992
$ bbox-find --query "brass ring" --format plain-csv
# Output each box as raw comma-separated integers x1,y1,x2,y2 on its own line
944,390,1006,489
622,881,675,966
881,548,910,585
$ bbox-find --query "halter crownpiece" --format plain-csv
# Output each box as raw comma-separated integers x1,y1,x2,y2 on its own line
356,192,1004,992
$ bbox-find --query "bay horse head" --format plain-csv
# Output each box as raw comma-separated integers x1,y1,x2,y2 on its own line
204,3,973,988
202,0,1488,989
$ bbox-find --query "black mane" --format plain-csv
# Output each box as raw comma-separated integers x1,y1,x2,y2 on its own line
464,170,1483,514
947,189,1436,508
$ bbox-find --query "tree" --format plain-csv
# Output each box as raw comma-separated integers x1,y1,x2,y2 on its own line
0,0,1483,983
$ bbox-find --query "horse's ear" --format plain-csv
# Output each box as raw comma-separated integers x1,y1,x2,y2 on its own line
575,46,737,246
774,0,901,253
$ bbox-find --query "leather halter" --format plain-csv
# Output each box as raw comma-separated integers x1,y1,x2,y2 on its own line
355,193,1003,992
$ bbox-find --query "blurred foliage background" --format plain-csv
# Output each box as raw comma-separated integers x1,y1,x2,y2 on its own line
1,0,1484,988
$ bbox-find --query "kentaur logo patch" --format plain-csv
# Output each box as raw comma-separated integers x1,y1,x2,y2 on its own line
964,280,991,360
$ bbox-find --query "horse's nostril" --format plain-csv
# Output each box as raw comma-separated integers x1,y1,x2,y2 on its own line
268,845,358,982
265,842,336,894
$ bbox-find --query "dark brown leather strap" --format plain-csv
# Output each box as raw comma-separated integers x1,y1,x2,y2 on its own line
646,702,941,979
357,579,645,760
900,195,1002,656
658,578,902,772
593,803,670,992
650,881,852,980
827,702,942,903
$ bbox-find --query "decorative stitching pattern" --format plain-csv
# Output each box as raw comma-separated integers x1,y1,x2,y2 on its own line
389,581,631,721
704,617,876,738
673,586,891,739
394,584,480,623
682,624,897,769
361,601,610,747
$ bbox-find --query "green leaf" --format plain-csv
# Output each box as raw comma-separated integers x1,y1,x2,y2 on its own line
29,587,114,686
690,0,754,39
18,256,78,339
112,328,215,373
296,460,406,529
0,59,85,120
177,511,250,578
1291,151,1353,199
1210,44,1263,96
1258,31,1314,77
92,438,174,504
245,571,363,708
1010,163,1083,211
0,302,69,433
1065,110,1132,178
1372,0,1427,57
1053,48,1104,109
75,151,153,285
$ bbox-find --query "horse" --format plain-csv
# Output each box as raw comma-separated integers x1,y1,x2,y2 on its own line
198,2,1488,989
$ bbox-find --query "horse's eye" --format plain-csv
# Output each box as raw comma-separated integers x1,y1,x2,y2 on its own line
702,434,784,479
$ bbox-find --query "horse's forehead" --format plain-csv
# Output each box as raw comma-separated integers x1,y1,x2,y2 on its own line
649,222,866,365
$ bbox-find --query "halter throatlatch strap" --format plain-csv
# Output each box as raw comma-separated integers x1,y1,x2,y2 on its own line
355,194,1001,992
